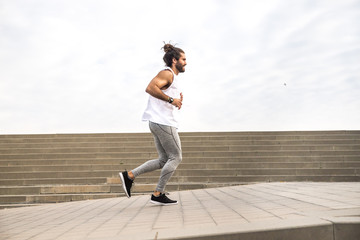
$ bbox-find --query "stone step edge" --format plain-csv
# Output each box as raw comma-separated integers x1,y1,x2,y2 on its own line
0,183,246,204
0,182,245,191
0,184,244,196
2,142,360,147
14,146,336,150
2,166,359,173
1,162,359,167
1,167,359,173
1,156,358,160
1,176,359,185
1,130,358,137
0,174,359,181
0,203,48,209
0,193,124,204
2,159,359,165
144,216,360,240
1,151,359,158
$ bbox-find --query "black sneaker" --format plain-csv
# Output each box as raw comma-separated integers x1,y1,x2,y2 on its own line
119,171,133,198
150,193,178,205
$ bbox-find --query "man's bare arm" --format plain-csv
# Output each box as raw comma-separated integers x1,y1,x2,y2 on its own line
145,70,172,101
145,70,183,109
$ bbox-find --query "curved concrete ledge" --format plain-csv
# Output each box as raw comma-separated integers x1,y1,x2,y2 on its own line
1,182,359,240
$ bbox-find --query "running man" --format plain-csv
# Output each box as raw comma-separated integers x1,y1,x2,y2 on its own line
119,43,187,205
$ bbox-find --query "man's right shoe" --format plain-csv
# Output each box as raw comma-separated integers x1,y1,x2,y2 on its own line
119,171,133,198
150,193,178,206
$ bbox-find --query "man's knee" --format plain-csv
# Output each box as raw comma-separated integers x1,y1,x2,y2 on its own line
171,150,182,162
177,154,182,163
173,154,182,168
168,153,182,167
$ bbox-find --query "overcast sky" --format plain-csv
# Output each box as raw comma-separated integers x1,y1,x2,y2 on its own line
1,0,359,134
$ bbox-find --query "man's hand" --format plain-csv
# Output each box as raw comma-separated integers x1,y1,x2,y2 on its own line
172,92,183,110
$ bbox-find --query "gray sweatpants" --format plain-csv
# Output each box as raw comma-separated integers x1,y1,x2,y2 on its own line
131,121,182,192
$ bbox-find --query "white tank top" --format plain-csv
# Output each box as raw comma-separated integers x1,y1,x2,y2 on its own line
142,67,181,128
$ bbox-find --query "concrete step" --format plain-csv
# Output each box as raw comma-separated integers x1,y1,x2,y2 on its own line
0,130,360,141
0,193,122,204
0,182,238,196
0,185,118,195
2,140,360,148
1,156,359,166
0,203,47,209
0,178,108,186
0,182,245,205
128,175,360,183
2,162,360,172
1,144,359,154
0,168,359,180
1,174,359,188
1,150,359,160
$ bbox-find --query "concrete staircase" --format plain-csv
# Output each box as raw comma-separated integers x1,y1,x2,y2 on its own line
0,131,359,208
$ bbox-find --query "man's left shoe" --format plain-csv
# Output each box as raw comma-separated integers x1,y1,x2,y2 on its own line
119,171,133,198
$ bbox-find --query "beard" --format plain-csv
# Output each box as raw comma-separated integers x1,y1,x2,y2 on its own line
175,62,185,73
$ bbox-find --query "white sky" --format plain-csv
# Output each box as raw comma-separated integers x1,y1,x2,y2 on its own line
1,0,359,134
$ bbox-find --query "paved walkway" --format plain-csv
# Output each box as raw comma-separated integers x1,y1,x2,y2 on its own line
1,182,360,240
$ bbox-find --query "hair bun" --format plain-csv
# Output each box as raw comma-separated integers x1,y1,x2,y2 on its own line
162,42,184,67
163,43,174,53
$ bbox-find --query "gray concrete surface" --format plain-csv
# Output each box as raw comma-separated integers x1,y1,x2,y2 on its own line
1,182,359,240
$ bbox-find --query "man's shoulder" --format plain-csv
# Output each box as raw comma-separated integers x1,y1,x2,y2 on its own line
157,69,173,80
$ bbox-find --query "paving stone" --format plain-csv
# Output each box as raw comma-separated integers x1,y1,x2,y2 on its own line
0,182,359,240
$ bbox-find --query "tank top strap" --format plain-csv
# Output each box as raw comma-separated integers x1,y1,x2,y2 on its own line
164,67,175,81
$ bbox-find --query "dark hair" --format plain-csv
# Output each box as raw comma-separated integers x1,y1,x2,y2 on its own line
162,43,184,67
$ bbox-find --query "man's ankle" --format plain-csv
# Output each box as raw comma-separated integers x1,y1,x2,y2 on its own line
153,191,161,197
128,171,135,180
